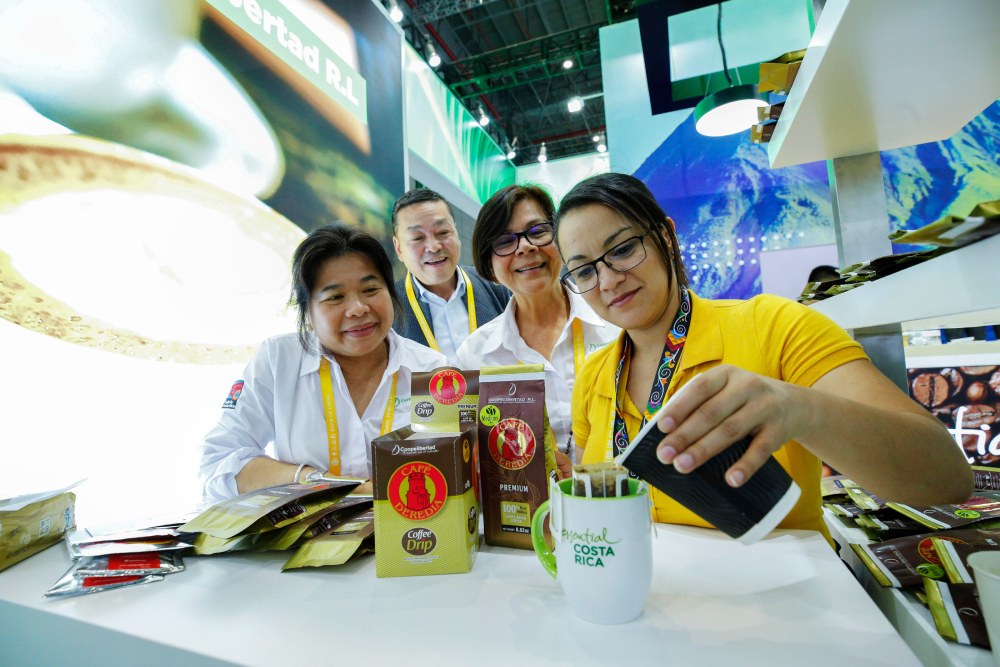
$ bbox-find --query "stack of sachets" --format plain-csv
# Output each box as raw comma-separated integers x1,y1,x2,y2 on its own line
824,467,1000,649
178,478,374,570
47,515,196,598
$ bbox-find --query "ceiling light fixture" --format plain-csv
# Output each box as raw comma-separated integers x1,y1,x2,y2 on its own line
477,106,489,127
562,59,573,69
506,137,517,160
426,41,441,68
596,134,607,153
388,1,404,23
693,3,767,137
567,96,584,113
537,143,547,163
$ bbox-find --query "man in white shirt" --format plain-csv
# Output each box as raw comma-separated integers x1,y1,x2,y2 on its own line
391,189,510,365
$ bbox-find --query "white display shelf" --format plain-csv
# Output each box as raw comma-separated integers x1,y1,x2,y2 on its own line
824,510,995,667
811,234,1000,331
768,0,1000,169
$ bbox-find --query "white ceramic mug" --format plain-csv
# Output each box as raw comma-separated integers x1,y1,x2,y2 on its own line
968,551,1000,666
531,478,652,624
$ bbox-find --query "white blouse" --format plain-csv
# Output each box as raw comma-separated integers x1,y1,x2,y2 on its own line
199,329,446,502
456,289,619,459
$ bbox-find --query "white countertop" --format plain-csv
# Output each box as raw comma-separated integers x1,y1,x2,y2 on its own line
1,524,920,667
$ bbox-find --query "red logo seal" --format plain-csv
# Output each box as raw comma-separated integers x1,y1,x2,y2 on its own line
429,369,466,405
388,462,448,521
487,418,536,470
917,535,965,564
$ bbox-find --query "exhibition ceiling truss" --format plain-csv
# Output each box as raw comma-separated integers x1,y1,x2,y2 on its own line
381,0,637,163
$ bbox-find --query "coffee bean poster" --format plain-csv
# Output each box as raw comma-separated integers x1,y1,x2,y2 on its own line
907,365,1000,466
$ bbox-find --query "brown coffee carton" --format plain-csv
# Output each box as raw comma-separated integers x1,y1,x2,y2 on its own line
371,426,479,577
477,364,557,550
409,367,479,434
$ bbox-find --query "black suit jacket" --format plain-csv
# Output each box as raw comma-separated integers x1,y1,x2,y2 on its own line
393,266,511,349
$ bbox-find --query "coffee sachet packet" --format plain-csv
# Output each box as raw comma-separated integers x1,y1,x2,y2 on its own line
887,491,1000,531
179,478,361,539
854,511,928,540
281,509,375,570
253,496,373,552
44,566,163,599
851,528,1000,587
923,579,992,648
932,535,1000,584
66,527,194,559
73,552,184,577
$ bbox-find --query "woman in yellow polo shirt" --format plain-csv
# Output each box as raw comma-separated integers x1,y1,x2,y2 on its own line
553,173,971,537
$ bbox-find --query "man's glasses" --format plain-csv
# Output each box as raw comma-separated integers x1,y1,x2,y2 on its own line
490,223,554,256
560,234,648,294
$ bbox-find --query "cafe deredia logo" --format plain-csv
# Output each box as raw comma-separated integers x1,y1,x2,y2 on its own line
488,417,536,470
388,462,448,521
429,369,466,405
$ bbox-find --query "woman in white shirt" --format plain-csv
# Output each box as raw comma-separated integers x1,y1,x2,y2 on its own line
456,185,618,467
200,224,446,502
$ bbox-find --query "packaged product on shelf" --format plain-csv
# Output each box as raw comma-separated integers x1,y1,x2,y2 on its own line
371,426,479,577
851,528,1000,587
477,364,557,550
973,465,1000,491
409,367,480,433
282,509,375,570
750,123,775,144
179,478,361,539
252,495,373,552
845,486,887,512
931,535,1000,584
886,491,1000,530
820,475,857,498
0,484,77,572
854,511,928,539
889,199,1000,248
758,49,805,95
923,579,992,648
72,552,185,577
824,500,867,518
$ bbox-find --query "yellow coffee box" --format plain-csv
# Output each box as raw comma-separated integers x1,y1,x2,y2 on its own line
371,426,479,577
409,367,479,433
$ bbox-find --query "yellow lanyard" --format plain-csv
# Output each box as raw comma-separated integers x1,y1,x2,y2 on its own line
404,268,478,351
571,318,585,378
319,357,397,474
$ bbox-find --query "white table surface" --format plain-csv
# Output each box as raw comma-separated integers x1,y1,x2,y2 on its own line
0,525,920,667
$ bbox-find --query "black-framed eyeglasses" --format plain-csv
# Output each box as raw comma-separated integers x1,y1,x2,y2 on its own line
490,223,554,256
560,234,648,294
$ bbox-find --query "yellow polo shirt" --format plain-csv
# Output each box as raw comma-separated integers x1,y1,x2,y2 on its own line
573,292,868,540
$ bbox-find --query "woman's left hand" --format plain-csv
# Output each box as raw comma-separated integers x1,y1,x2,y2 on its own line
652,365,806,488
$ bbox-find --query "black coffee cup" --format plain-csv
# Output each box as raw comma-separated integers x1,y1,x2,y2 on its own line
615,404,800,544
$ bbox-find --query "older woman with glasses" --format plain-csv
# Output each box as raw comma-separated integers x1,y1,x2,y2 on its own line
554,172,972,539
456,184,619,472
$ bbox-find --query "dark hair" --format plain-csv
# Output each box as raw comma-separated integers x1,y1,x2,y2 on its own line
391,188,455,233
807,264,840,283
554,172,688,289
289,223,402,352
471,184,555,282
